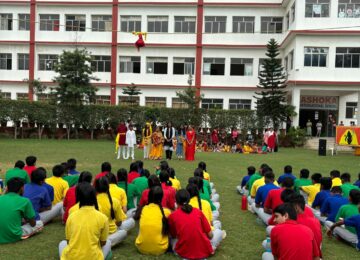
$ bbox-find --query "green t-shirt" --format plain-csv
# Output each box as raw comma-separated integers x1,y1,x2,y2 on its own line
203,179,212,198
340,183,360,199
62,175,79,187
247,172,262,192
336,204,359,234
5,168,30,185
294,178,312,193
118,181,141,209
132,176,149,196
0,192,35,244
200,189,216,211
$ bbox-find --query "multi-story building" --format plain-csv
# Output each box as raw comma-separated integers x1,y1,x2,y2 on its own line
0,0,360,135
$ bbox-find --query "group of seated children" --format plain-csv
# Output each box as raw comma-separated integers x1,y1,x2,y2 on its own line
237,164,360,259
1,157,225,259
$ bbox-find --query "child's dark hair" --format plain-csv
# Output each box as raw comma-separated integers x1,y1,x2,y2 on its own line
67,158,77,170
148,186,169,235
95,177,115,219
7,177,25,193
300,169,310,179
142,169,150,178
320,177,332,190
176,189,193,214
37,167,47,176
330,170,340,178
247,166,256,175
198,161,207,172
148,174,161,188
331,186,342,194
186,183,202,210
78,171,92,183
281,189,295,202
159,161,169,171
159,170,172,186
349,189,360,204
101,162,112,172
311,173,322,183
264,170,275,181
282,177,294,188
130,162,138,172
76,182,99,210
274,203,297,221
31,169,46,185
14,160,25,169
136,160,144,170
106,172,118,184
25,156,37,166
61,162,69,172
340,173,351,183
193,168,204,179
52,164,65,177
117,168,128,194
168,168,176,179
286,193,306,211
284,165,292,174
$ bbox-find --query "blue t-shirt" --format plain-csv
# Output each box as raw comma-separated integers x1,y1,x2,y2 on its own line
354,180,360,188
277,173,296,185
312,190,331,208
320,194,349,222
344,214,360,249
23,183,52,220
42,183,54,202
255,183,280,206
68,169,79,175
241,175,251,188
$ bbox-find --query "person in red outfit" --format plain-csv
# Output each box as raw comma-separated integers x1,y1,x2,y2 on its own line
185,125,196,161
117,121,127,160
262,203,321,260
211,129,219,151
24,156,37,178
159,171,176,210
62,171,92,223
128,162,140,184
94,162,112,181
267,128,276,153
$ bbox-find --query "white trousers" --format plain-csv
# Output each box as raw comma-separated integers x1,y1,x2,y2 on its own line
21,220,44,238
39,202,63,224
325,220,358,245
117,145,127,159
143,143,151,159
125,146,134,160
59,239,111,258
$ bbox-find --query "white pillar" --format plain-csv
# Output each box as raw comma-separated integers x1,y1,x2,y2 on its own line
357,91,360,125
291,88,300,127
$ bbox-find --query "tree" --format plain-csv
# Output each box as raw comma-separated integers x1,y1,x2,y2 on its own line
52,49,98,105
122,83,142,106
255,38,291,129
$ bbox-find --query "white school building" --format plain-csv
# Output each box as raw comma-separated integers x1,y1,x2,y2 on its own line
0,0,360,135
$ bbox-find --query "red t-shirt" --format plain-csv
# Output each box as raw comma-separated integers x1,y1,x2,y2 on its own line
128,171,140,183
271,220,320,260
139,186,175,210
169,207,213,259
24,165,37,177
95,171,109,180
297,212,322,255
63,186,76,223
264,188,284,225
161,183,176,207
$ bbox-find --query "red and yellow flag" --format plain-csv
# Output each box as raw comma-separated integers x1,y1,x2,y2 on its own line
336,126,360,147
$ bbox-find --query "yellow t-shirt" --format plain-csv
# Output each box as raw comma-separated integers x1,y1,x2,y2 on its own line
61,206,109,260
45,176,69,205
203,171,211,182
250,177,279,197
301,183,321,205
170,177,181,191
109,184,127,208
97,193,127,234
332,177,342,187
135,203,171,256
189,197,213,229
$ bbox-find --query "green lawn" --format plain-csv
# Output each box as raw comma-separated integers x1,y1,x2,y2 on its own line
0,139,359,260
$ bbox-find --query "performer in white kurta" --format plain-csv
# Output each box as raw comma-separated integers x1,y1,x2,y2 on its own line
125,125,137,160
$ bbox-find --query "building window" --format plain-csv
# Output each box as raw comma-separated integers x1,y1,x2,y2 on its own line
201,98,223,109
145,97,166,107
66,15,86,31
18,54,29,70
305,0,330,18
346,102,358,118
336,47,360,68
37,94,55,102
304,47,328,67
173,57,195,75
92,15,112,32
119,56,140,73
232,16,254,33
289,50,294,70
203,58,225,75
0,53,12,70
119,96,140,106
291,3,296,22
338,0,360,18
0,92,11,99
94,95,110,105
17,93,29,100
146,57,168,74
229,99,251,110
91,56,111,72
205,16,226,33
147,16,168,33
230,58,253,76
0,14,12,30
286,12,290,30
172,98,189,108
18,14,30,31
38,54,58,71
174,16,196,33
260,17,283,33
284,56,289,72
39,14,60,31
120,16,141,32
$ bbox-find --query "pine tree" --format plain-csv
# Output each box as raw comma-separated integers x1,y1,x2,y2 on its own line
122,83,142,106
52,49,98,105
255,38,289,129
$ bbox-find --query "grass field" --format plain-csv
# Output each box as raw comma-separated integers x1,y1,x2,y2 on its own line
0,139,359,260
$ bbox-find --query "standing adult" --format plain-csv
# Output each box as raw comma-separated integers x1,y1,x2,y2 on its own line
263,129,269,147
176,125,186,159
142,122,152,160
185,125,196,161
149,127,164,160
267,128,276,152
316,121,322,137
231,128,238,145
211,129,219,151
125,125,137,160
306,119,313,137
116,121,127,160
163,122,175,160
